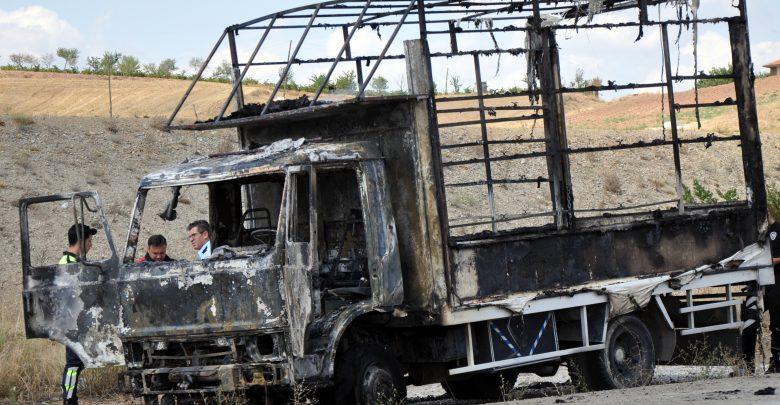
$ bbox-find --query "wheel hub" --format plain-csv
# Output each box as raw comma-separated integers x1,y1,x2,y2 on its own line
361,365,395,403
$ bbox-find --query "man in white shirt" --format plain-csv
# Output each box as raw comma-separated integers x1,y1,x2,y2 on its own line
187,220,212,259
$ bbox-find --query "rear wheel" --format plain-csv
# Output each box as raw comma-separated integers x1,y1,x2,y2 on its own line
443,370,517,400
334,345,406,404
569,315,655,391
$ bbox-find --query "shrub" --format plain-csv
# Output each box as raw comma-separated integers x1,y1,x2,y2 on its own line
603,173,623,195
10,114,34,127
698,65,734,89
683,179,739,205
768,183,780,220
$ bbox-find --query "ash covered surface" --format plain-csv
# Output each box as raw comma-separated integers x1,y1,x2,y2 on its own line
199,95,329,123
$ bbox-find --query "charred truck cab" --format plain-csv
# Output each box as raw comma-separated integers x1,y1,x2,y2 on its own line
19,1,777,403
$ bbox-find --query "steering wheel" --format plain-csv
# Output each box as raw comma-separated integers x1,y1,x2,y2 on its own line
250,229,277,245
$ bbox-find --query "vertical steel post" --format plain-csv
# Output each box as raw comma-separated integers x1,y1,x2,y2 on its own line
660,24,686,215
729,16,768,231
342,25,364,91
473,54,498,233
227,29,245,110
539,28,573,229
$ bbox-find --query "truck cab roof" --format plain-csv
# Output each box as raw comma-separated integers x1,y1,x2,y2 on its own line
139,138,379,189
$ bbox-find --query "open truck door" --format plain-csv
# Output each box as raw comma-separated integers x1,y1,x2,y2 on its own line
19,192,124,367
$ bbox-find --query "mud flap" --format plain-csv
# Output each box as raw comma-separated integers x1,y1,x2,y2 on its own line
19,192,124,367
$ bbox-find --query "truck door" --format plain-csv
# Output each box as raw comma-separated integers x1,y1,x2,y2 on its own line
283,167,316,357
19,192,124,367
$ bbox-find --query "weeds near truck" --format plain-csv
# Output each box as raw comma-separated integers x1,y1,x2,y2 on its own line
675,341,747,380
12,151,31,170
10,113,34,127
603,173,623,195
767,183,780,219
291,379,318,405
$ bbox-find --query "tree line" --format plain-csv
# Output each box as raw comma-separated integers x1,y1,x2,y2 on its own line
1,48,406,94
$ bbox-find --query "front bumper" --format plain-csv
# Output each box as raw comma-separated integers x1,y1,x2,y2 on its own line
119,362,288,395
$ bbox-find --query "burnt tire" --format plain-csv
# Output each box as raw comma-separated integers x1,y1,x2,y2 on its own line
443,371,517,400
569,315,655,391
334,345,406,405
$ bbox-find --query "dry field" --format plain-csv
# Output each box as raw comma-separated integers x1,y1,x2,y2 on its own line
0,71,779,403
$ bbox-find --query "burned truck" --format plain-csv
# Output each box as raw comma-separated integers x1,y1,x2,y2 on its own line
19,0,775,403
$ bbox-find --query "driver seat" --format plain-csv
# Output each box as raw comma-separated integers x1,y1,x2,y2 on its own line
239,208,276,246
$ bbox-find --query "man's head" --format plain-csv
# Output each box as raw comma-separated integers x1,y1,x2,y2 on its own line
146,234,168,261
67,224,98,254
187,220,211,251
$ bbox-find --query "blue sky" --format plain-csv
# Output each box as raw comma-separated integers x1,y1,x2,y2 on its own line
1,1,778,94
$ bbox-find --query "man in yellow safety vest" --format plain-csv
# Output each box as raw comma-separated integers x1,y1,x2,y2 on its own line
58,223,97,404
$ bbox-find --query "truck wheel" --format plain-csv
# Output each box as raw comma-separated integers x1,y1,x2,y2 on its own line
142,395,175,405
569,315,655,391
334,345,406,404
443,371,516,400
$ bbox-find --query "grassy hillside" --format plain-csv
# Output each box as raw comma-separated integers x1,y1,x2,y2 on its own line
0,70,306,122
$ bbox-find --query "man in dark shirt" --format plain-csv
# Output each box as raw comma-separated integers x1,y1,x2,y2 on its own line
136,235,174,263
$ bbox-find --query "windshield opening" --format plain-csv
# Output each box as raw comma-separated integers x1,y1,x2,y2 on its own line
126,172,285,264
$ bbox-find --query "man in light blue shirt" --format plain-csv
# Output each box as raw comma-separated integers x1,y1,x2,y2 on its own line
187,220,212,260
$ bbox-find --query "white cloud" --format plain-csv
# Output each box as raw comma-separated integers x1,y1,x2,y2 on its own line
0,6,82,59
754,41,780,70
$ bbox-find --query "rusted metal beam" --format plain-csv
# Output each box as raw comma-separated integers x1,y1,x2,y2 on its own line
438,113,544,128
227,29,245,110
729,16,768,232
661,24,685,215
537,24,572,230
472,54,497,233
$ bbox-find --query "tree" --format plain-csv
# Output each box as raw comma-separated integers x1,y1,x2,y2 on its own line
449,75,462,93
698,64,734,88
8,54,26,68
142,63,158,76
8,53,38,69
157,58,177,77
211,60,233,81
41,53,55,69
308,73,328,92
334,70,357,92
100,52,121,73
189,57,204,74
371,75,389,93
56,47,79,69
570,68,589,88
86,56,102,73
117,55,140,76
278,66,295,87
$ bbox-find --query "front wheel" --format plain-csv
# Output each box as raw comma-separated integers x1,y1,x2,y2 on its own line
569,315,655,391
334,345,406,404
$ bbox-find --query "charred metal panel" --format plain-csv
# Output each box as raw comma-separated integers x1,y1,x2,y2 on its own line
240,100,442,311
23,263,125,367
20,192,124,367
119,252,285,338
359,161,403,306
452,209,757,300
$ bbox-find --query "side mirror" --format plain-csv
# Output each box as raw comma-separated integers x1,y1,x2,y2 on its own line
158,186,181,221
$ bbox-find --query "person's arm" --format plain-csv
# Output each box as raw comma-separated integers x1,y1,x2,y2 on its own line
774,257,780,265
